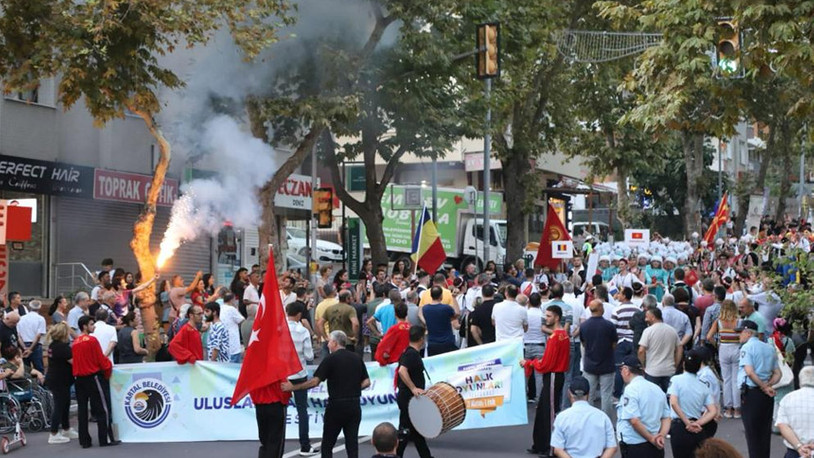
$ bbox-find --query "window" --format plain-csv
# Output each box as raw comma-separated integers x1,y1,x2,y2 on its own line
15,86,39,104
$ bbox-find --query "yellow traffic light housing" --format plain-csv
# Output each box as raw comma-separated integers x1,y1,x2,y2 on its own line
716,19,741,77
477,22,500,79
314,187,334,229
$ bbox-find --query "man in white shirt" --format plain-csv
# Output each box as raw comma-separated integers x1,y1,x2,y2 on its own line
67,292,90,339
92,309,118,365
464,274,489,313
18,300,47,372
492,285,529,341
776,366,814,458
286,302,318,456
521,268,539,297
90,271,110,302
216,288,245,363
244,271,262,309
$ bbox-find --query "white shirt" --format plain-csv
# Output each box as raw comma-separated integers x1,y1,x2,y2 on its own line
464,286,483,312
67,306,87,333
219,303,245,355
91,285,102,301
244,283,260,306
92,321,118,365
563,293,585,341
491,300,529,341
287,319,314,380
17,312,46,343
582,301,614,322
611,272,637,289
524,307,546,344
775,387,814,449
281,291,297,307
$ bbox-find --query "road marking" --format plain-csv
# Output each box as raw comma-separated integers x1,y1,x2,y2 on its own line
282,436,371,457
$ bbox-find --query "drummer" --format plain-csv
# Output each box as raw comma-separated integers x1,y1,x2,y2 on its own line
396,325,433,458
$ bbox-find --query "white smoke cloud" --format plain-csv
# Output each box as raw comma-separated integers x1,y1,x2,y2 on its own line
157,116,277,267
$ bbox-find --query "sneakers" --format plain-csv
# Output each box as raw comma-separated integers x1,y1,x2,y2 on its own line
61,428,79,439
48,433,70,444
300,445,320,456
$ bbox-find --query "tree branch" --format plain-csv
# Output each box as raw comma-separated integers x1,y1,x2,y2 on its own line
262,122,325,195
360,3,395,61
325,130,366,216
376,144,408,196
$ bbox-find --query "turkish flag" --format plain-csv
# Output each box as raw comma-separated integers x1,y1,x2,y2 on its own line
230,249,302,405
534,204,572,270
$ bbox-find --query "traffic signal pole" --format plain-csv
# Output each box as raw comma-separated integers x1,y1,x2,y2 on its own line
484,78,492,266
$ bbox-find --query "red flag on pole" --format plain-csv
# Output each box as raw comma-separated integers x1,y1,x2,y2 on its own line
534,204,572,270
703,192,730,246
230,249,302,405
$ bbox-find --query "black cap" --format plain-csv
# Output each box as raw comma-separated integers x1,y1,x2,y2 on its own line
735,320,758,333
617,355,642,370
569,376,590,396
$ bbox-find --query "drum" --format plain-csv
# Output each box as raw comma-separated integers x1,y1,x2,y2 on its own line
408,382,466,439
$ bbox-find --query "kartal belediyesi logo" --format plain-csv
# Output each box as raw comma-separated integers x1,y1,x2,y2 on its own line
124,378,173,428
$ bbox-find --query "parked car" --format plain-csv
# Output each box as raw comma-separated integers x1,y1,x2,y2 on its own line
286,228,344,263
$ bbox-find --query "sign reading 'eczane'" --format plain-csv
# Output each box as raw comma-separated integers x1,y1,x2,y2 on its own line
275,174,319,210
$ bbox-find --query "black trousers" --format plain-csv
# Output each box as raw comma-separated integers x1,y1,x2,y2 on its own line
49,383,72,434
396,395,432,458
255,402,286,458
531,372,564,454
620,441,665,458
668,419,716,458
76,373,114,447
322,399,361,458
741,387,773,458
427,342,456,357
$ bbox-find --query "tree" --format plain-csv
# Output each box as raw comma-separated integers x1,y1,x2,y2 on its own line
442,0,595,264
597,0,744,237
250,1,464,268
0,0,294,351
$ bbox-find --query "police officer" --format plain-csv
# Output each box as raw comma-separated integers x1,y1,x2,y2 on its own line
667,348,719,458
616,355,671,458
551,376,617,458
738,319,781,458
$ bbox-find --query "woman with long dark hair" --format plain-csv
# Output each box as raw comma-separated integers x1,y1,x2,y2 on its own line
202,273,216,296
117,312,148,364
230,268,249,317
46,323,76,444
49,295,69,324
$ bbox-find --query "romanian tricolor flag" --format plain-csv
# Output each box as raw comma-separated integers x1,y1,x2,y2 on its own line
703,191,730,246
411,205,447,274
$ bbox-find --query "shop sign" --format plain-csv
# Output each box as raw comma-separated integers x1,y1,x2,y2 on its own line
275,174,319,210
94,169,178,207
0,154,94,197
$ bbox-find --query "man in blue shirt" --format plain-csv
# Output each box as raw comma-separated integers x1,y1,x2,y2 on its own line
737,319,781,458
616,355,671,458
580,299,617,419
418,286,460,356
551,376,617,458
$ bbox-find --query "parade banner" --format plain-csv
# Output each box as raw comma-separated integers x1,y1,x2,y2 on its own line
111,339,527,443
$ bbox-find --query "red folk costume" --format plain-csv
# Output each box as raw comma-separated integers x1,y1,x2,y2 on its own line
168,323,204,364
523,329,570,377
375,322,411,366
72,334,113,378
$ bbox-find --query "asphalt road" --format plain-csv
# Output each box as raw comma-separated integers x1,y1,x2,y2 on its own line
12,404,781,458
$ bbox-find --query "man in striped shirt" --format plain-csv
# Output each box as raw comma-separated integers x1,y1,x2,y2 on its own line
612,287,640,399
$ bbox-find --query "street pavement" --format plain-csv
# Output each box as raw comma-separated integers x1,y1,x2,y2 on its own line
15,404,779,457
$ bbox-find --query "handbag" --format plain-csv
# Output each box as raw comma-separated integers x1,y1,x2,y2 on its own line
772,344,794,389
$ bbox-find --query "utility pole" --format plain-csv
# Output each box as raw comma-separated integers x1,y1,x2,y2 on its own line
432,153,438,222
483,79,492,266
309,144,317,282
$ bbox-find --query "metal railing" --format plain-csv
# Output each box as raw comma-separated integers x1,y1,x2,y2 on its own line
54,262,96,296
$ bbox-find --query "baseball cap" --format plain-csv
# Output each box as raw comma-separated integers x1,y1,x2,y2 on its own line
617,355,642,370
569,376,590,396
735,320,758,333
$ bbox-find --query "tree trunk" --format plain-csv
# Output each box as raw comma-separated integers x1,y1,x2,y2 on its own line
254,123,325,272
615,167,631,228
502,153,526,266
682,131,705,238
776,122,793,222
129,109,168,354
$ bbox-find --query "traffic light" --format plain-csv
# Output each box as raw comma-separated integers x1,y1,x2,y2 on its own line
314,188,333,229
476,22,500,79
716,19,741,77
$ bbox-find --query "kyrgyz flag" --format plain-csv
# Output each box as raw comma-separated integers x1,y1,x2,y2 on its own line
230,249,302,405
535,204,572,269
411,205,447,274
703,192,730,246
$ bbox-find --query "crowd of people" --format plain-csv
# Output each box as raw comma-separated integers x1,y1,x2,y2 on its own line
1,218,813,458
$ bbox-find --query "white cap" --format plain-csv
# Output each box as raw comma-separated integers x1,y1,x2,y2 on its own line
666,256,678,264
651,255,663,263
600,255,610,262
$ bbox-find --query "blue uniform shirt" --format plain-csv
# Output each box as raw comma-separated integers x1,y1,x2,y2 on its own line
738,336,778,387
617,375,671,445
551,400,616,458
667,372,715,419
697,366,721,407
